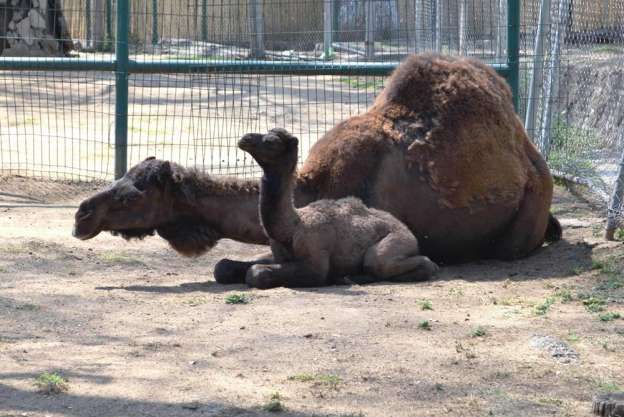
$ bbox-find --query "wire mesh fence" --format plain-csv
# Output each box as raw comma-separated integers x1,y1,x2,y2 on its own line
517,0,624,231
0,0,623,227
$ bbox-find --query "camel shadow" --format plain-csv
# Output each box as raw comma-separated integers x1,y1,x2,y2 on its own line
435,239,594,283
95,239,593,294
96,281,369,296
95,281,243,294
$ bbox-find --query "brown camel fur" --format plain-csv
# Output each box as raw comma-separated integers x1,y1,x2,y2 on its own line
73,53,561,282
236,128,438,289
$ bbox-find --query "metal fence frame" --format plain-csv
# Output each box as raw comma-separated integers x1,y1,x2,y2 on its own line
0,0,520,179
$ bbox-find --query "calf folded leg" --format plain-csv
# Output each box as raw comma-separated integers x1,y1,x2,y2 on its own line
364,232,439,282
214,252,273,284
245,251,330,289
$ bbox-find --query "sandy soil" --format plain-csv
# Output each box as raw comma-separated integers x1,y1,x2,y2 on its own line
0,178,623,417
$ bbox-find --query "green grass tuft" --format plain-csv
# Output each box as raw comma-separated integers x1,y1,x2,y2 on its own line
470,326,487,338
534,297,556,316
263,392,284,412
555,288,574,303
340,77,385,90
420,300,433,310
225,294,248,305
566,331,580,343
583,297,607,313
418,320,432,331
288,373,342,389
599,312,621,322
547,120,603,184
597,380,621,393
35,372,68,394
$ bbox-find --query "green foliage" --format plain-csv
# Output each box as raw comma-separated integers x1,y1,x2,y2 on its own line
263,392,284,412
583,297,607,313
35,372,68,394
420,300,433,311
418,320,432,331
597,380,621,393
225,294,248,304
547,120,602,184
534,297,556,315
555,288,574,303
566,331,580,343
340,77,384,90
599,312,621,322
591,257,623,293
288,373,342,389
470,326,487,338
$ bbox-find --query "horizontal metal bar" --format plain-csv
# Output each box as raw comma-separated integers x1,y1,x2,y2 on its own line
0,57,116,71
0,57,511,77
128,60,510,77
127,59,400,75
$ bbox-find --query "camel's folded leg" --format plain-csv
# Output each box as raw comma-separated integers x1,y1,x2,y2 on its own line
213,252,273,284
491,184,552,260
491,139,557,260
245,253,330,289
364,233,439,282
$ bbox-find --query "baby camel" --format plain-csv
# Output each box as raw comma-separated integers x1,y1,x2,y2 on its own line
238,128,439,289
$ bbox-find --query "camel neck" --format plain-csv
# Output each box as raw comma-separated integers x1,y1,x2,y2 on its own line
170,173,268,244
259,168,300,244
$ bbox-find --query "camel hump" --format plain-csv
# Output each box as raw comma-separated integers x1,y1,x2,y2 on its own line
376,53,513,119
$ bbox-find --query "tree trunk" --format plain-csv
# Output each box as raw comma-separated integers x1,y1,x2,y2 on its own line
592,392,624,417
0,0,73,56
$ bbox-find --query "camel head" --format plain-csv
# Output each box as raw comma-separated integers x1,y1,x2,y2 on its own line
73,157,176,242
238,128,299,174
73,157,226,257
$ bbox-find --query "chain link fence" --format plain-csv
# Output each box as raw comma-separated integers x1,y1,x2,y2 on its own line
518,0,624,235
0,0,623,230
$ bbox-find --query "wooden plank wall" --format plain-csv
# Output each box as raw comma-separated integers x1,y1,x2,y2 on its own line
60,0,623,47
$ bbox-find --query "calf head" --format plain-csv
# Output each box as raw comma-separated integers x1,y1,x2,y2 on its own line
238,128,299,174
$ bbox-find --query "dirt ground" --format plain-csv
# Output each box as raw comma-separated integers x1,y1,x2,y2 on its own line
1,177,623,417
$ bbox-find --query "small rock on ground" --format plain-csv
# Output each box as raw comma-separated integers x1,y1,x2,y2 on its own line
529,335,579,363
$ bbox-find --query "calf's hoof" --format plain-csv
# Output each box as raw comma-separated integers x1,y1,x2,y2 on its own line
245,264,279,289
214,258,248,284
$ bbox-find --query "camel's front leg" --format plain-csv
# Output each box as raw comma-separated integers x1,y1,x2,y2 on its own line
213,252,274,284
245,254,330,289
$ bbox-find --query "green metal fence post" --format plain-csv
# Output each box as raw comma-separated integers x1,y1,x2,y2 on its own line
105,0,113,46
152,0,158,45
85,0,92,48
201,0,208,42
507,0,520,111
115,0,129,179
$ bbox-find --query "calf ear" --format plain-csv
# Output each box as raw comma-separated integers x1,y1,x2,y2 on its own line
287,135,299,151
156,161,173,185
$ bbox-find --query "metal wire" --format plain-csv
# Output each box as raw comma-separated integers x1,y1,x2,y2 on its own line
0,0,623,226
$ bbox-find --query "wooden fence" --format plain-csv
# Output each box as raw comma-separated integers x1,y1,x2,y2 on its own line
60,0,623,49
